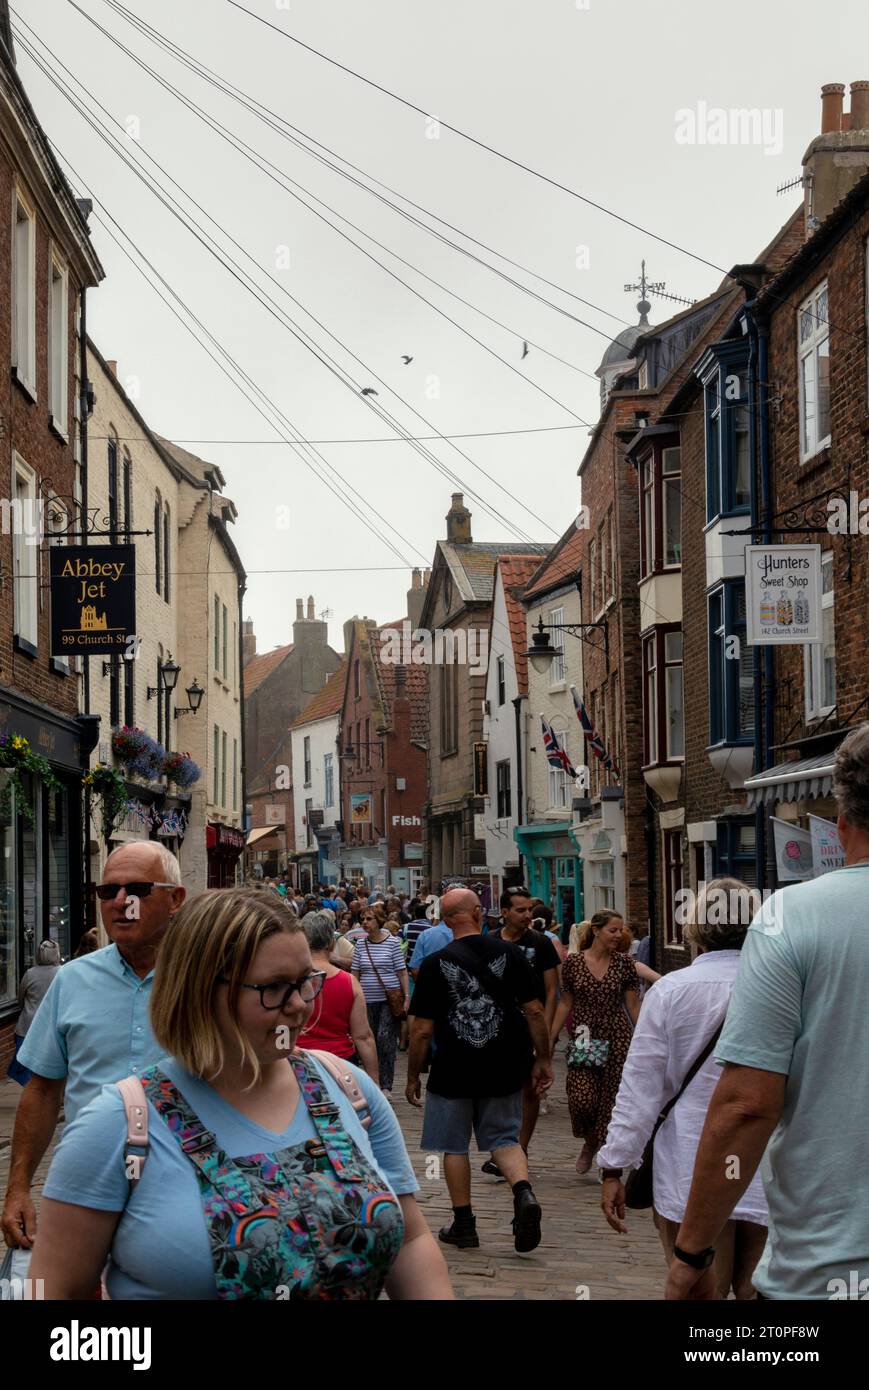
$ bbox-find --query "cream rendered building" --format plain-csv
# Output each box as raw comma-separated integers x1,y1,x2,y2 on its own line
85,344,245,896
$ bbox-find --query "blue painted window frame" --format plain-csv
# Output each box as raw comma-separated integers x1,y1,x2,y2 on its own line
708,580,753,746
714,818,758,887
700,342,751,524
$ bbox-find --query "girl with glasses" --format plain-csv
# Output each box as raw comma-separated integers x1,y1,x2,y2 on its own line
29,889,453,1301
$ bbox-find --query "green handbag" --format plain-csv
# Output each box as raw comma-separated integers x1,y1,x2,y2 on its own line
566,1035,610,1069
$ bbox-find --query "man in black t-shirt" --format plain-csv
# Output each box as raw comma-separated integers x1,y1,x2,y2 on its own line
407,889,553,1253
488,886,560,1168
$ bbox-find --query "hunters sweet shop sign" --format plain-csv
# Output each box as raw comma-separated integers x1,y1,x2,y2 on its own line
50,546,136,656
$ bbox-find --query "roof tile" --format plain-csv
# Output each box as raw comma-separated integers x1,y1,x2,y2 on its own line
291,661,347,728
497,555,552,694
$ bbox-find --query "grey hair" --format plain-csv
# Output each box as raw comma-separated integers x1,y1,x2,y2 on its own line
834,722,869,833
684,877,757,952
37,939,61,965
302,911,336,953
105,842,182,886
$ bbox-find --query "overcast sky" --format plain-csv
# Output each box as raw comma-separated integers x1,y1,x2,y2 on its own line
13,0,868,653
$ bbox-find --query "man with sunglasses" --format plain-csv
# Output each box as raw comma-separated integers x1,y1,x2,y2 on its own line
1,843,185,1252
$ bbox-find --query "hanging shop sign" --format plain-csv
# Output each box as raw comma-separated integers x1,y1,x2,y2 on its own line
350,793,373,825
745,545,822,646
50,546,136,656
473,742,488,797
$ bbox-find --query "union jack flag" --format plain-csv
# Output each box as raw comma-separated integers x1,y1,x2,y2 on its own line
541,716,576,778
570,686,620,779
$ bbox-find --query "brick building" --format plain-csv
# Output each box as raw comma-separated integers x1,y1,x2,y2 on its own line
421,493,548,887
339,605,428,894
289,660,346,890
0,11,103,1063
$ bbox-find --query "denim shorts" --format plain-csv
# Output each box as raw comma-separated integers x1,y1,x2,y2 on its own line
420,1089,523,1155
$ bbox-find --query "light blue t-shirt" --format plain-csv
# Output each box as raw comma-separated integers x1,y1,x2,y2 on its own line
409,922,452,972
17,944,159,1122
716,866,869,1300
42,1055,419,1300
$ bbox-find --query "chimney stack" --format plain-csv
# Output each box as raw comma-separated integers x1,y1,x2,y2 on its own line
242,618,257,666
446,492,473,544
307,595,315,620
106,359,118,378
804,80,869,232
407,568,429,630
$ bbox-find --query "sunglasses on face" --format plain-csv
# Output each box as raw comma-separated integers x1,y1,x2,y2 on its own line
95,881,177,901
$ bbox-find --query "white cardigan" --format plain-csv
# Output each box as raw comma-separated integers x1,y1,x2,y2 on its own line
596,950,768,1225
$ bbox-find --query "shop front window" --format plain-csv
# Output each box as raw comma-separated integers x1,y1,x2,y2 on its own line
47,785,71,960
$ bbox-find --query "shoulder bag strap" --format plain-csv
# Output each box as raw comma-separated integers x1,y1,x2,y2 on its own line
652,1021,725,1138
301,1049,372,1130
363,936,395,997
116,1074,149,1187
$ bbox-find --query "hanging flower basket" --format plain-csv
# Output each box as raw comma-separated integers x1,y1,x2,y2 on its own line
116,730,165,782
112,726,150,764
83,763,131,843
162,751,201,789
0,734,63,825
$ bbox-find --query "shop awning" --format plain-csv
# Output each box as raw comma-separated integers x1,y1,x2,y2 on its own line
744,753,836,808
247,825,283,846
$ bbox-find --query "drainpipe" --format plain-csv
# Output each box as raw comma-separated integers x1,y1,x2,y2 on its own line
758,313,776,887
79,287,95,929
745,303,765,891
238,572,248,884
512,695,524,879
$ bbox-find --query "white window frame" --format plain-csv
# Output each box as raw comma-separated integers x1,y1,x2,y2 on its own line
548,725,570,809
12,455,38,649
48,249,69,437
549,607,566,686
798,280,831,462
592,857,616,911
324,751,334,808
804,552,835,720
12,187,37,397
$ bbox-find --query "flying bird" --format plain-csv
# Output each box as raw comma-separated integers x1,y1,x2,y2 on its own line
521,341,529,360
360,387,378,396
401,355,413,365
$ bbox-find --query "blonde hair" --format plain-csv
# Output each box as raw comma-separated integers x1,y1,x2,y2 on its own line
150,888,303,1083
568,921,590,954
569,911,623,952
361,903,387,929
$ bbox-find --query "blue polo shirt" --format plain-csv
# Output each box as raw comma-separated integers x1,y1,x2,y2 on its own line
17,944,160,1123
409,921,452,971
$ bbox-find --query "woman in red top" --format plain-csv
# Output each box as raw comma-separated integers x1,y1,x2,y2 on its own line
300,912,380,1082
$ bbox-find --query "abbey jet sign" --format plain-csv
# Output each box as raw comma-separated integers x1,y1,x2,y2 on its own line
745,544,822,646
50,546,136,656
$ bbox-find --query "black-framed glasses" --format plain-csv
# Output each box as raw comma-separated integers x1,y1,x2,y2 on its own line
95,881,177,901
221,971,327,1010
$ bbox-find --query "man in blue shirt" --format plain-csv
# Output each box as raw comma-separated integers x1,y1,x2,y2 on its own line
409,916,451,980
1,842,186,1251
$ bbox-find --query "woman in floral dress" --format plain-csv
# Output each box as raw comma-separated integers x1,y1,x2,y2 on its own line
550,911,641,1173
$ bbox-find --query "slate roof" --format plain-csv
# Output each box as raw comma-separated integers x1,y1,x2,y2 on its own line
291,661,347,729
524,526,583,602
244,645,293,694
372,628,429,743
441,541,551,604
496,555,553,696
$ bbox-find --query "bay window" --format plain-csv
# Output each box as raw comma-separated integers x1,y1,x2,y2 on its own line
699,342,751,521
805,551,835,720
642,627,684,766
638,439,682,577
708,582,754,745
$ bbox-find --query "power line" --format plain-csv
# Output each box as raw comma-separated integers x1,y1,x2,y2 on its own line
15,24,548,549
225,0,726,275
86,424,591,445
102,0,634,341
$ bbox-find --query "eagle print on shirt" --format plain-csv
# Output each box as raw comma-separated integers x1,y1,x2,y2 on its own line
439,955,508,1047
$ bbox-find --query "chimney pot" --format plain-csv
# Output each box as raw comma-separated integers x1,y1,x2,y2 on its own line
820,82,845,134
850,81,869,131
411,568,421,590
307,596,315,620
106,359,118,378
296,599,304,620
446,493,473,543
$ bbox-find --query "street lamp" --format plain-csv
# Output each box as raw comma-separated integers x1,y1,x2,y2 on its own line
147,654,181,700
525,615,609,673
174,678,205,719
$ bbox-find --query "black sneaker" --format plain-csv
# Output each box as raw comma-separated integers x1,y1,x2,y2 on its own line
512,1188,542,1253
481,1159,505,1180
438,1218,480,1250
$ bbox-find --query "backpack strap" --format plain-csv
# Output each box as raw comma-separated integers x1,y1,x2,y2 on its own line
116,1074,149,1186
299,1049,372,1129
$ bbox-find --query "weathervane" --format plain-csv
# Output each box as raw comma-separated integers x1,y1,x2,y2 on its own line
624,259,695,315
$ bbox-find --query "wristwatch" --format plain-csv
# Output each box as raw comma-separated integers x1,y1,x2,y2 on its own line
673,1244,715,1270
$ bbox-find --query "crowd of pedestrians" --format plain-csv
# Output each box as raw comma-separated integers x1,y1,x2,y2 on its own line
5,719,869,1298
